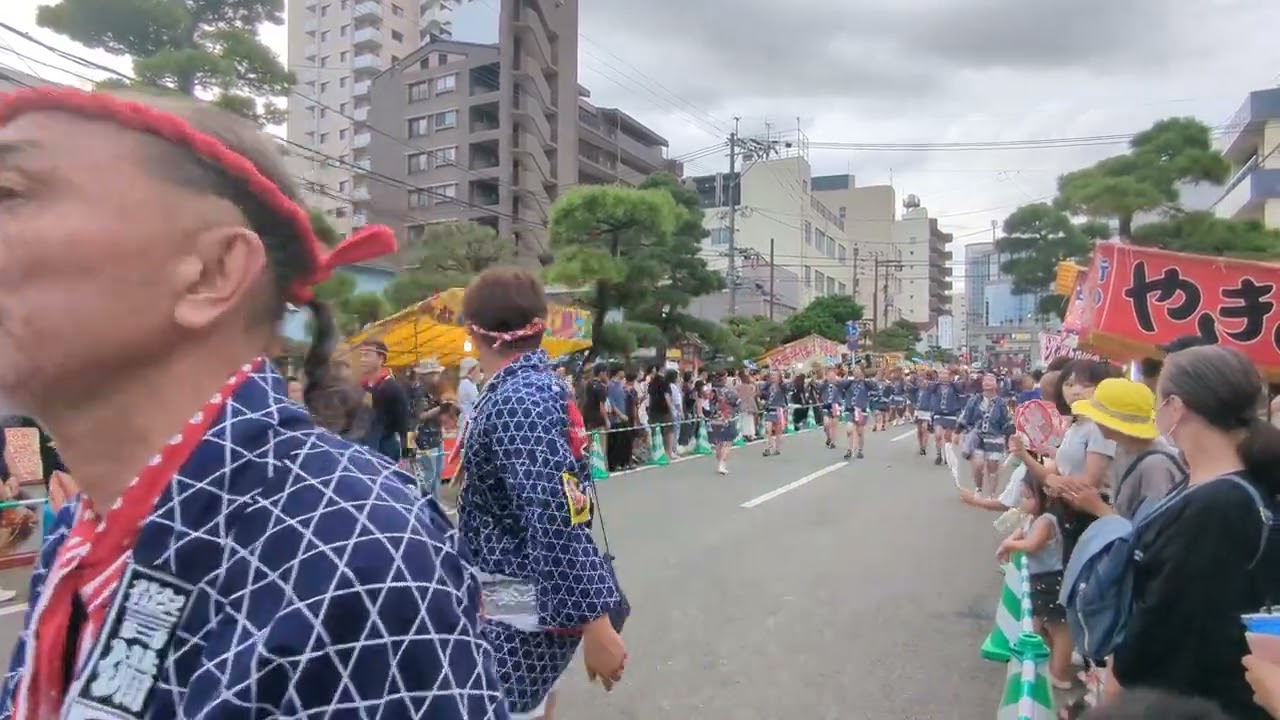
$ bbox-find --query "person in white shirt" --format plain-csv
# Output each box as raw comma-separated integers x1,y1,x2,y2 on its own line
457,356,482,426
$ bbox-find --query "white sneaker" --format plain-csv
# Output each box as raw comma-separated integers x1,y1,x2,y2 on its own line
717,463,728,475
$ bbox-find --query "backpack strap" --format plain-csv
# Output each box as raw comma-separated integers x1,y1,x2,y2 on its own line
1116,449,1186,499
1221,475,1272,570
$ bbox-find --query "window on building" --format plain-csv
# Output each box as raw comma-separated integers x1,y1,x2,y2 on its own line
432,109,458,129
408,81,429,102
838,244,847,262
429,183,458,203
826,276,835,295
709,227,730,246
319,81,329,93
408,153,429,173
319,55,329,67
339,50,349,63
338,128,348,140
319,132,329,143
319,3,329,16
340,24,349,36
435,73,457,94
339,101,349,114
838,281,848,295
407,116,429,138
438,53,449,66
804,265,812,287
334,206,349,218
318,108,327,119
392,3,405,16
804,221,812,246
320,30,330,42
339,76,348,88
409,190,429,208
814,270,826,295
406,224,426,244
432,146,457,166
338,179,350,193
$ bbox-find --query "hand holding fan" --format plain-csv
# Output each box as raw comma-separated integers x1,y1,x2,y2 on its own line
1015,400,1065,453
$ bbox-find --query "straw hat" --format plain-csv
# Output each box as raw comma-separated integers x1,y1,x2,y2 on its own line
414,358,444,375
1071,378,1158,440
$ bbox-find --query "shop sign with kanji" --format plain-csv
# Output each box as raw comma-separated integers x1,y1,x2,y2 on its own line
1082,243,1280,374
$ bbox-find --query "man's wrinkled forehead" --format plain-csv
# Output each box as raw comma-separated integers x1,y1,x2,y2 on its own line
0,111,155,179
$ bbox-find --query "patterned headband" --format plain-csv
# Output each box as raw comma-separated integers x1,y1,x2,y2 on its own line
469,318,547,348
0,87,397,303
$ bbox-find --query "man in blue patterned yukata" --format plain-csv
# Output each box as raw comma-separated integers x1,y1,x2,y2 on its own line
457,267,629,720
0,87,506,719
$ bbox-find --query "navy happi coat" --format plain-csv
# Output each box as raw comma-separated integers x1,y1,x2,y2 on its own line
1,363,508,719
459,350,621,716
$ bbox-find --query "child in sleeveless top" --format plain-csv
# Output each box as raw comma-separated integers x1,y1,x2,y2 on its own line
996,473,1073,690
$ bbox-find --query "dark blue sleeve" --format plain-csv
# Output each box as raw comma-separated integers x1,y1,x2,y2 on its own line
493,389,620,629
957,396,978,429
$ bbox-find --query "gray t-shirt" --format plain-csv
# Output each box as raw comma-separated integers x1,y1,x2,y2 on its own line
1055,419,1116,478
1109,441,1183,519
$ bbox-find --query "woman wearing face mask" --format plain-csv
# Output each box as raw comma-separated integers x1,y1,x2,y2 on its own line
1064,346,1279,718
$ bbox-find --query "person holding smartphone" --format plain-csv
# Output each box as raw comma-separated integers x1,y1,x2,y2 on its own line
414,360,450,498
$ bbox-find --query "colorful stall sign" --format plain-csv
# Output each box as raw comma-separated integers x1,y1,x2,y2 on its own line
1081,243,1280,376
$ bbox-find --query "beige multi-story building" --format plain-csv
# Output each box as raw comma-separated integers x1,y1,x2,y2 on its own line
689,141,853,320
359,17,675,263
811,176,895,318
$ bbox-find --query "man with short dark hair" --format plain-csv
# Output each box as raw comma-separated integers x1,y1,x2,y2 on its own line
357,340,413,464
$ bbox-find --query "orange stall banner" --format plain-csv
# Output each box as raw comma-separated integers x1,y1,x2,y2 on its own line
1082,243,1280,376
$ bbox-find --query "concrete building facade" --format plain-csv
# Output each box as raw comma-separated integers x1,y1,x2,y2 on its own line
963,241,1038,363
1213,86,1280,228
810,176,895,316
688,145,852,321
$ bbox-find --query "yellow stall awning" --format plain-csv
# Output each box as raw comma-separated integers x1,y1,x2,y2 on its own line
340,288,593,369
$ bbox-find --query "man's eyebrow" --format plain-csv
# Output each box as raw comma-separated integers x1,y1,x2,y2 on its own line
0,140,39,163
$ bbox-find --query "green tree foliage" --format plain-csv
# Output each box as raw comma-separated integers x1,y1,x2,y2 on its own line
872,318,921,352
722,315,788,358
923,346,959,364
383,222,516,310
783,294,864,343
37,0,295,124
995,202,1108,294
1056,118,1230,237
1131,210,1280,259
310,209,341,247
547,179,721,360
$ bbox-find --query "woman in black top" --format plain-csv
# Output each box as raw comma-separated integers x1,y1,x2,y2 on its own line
1100,346,1277,718
648,371,674,458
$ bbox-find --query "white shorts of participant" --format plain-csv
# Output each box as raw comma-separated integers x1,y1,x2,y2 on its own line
914,410,933,422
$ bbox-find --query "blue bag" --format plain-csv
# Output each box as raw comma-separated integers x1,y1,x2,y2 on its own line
1060,475,1270,661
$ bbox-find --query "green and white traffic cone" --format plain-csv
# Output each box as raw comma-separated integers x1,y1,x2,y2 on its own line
996,632,1055,719
785,408,795,435
648,425,669,467
981,551,1024,664
804,411,817,429
590,431,609,480
693,421,714,455
732,417,746,447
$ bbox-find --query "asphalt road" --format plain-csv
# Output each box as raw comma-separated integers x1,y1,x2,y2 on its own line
0,423,1007,719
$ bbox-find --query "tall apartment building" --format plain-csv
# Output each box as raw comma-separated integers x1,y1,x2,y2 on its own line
812,177,951,327
688,142,851,320
1213,86,1280,227
360,33,674,262
964,241,1038,362
287,0,445,236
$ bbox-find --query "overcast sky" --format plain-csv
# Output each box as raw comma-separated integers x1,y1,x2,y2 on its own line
2,0,1276,272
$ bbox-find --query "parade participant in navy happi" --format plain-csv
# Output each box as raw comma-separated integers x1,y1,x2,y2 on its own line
957,373,1016,496
929,367,966,466
843,366,874,460
912,371,936,457
0,88,505,720
821,367,843,450
457,268,628,720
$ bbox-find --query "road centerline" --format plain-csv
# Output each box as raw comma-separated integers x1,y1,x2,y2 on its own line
739,462,848,509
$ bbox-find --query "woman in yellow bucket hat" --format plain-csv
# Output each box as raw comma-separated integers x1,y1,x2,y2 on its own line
1066,378,1184,519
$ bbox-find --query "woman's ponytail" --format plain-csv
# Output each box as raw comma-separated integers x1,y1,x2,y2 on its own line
302,298,338,407
1238,416,1280,495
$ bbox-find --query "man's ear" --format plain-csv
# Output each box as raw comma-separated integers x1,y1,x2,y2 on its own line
171,227,268,330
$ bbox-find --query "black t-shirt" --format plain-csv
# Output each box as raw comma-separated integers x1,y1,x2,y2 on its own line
582,379,607,429
1113,474,1270,719
363,376,412,460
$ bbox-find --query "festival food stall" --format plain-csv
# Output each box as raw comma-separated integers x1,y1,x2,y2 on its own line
341,287,593,368
1065,241,1280,379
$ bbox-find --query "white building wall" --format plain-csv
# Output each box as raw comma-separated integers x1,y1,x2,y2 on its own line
891,210,933,324
288,0,446,235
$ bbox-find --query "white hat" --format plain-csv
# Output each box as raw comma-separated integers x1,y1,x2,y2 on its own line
414,358,444,375
460,357,479,375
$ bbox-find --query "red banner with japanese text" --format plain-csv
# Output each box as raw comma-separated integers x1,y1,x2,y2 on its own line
1080,243,1280,377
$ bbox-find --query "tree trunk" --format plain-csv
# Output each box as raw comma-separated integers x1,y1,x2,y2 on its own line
585,279,608,363
1118,214,1133,240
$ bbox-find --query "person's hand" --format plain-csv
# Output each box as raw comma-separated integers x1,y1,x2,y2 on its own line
1064,483,1110,516
1044,474,1068,497
582,616,627,691
1243,654,1280,718
1008,434,1026,455
996,540,1013,564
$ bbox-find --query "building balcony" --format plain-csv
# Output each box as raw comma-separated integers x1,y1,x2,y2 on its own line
1214,165,1280,221
353,106,369,123
352,212,368,228
352,26,383,49
303,18,318,32
353,1,383,21
352,80,371,98
513,10,554,71
1218,88,1280,165
352,132,372,149
352,53,383,74
353,157,372,171
303,43,318,59
351,186,371,202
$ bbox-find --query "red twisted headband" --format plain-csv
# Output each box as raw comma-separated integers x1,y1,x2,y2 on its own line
0,87,396,303
469,318,547,348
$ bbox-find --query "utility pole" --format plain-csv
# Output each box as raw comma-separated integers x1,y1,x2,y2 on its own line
727,117,741,316
769,237,776,322
871,255,880,336
851,246,860,300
